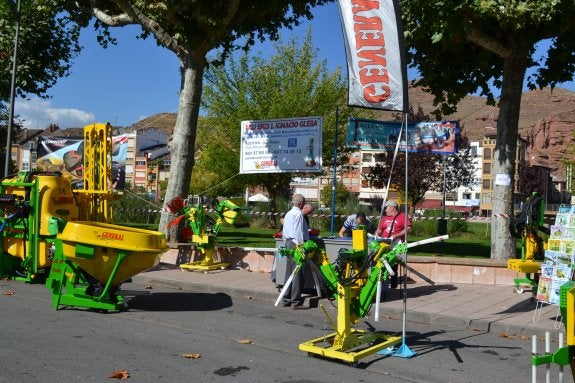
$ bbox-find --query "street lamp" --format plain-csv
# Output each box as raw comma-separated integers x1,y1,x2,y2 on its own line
5,0,22,177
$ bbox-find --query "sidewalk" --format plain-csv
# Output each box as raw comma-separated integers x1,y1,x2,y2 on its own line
132,263,565,339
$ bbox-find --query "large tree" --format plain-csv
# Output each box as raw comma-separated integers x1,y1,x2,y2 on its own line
401,0,575,260
64,0,331,241
200,31,350,228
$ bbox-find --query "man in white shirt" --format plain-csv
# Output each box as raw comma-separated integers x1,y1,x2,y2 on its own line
281,194,309,309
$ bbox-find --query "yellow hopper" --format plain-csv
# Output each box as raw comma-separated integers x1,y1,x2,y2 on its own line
57,221,167,286
47,221,167,311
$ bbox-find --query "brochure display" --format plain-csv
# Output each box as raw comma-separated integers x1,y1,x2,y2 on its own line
535,206,575,305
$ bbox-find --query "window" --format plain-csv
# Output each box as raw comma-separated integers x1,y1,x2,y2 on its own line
163,160,171,166
463,193,471,200
482,179,491,190
482,193,491,204
136,160,146,166
483,163,491,174
484,148,492,160
362,153,373,162
374,153,386,162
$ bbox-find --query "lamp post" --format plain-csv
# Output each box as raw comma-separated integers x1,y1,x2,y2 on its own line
438,156,448,235
5,0,22,177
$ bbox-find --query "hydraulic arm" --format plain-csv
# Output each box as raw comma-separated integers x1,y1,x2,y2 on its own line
277,227,412,363
166,197,241,272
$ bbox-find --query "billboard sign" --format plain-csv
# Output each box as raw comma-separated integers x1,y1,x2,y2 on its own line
240,117,322,174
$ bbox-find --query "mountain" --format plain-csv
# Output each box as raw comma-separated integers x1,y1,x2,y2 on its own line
129,86,575,181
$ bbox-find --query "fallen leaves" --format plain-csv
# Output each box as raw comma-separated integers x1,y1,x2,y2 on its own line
145,285,153,290
182,353,201,359
108,369,129,380
2,291,14,296
498,332,515,340
520,335,529,341
238,339,253,344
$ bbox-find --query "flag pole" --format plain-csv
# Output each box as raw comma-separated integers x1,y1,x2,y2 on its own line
329,106,339,237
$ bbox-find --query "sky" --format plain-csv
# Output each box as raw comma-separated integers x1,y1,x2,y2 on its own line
13,2,575,130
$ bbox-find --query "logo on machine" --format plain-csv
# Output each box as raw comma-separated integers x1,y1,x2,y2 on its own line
53,196,74,205
100,231,125,241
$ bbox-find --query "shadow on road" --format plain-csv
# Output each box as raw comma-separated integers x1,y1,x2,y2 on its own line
127,291,233,311
384,283,458,301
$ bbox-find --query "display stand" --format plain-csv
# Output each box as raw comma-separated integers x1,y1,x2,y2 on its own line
533,205,575,326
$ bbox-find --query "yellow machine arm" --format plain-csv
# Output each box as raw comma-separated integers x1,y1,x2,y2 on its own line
74,123,114,222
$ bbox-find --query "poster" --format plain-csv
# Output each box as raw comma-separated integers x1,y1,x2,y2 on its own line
36,135,129,189
239,117,322,174
346,118,458,154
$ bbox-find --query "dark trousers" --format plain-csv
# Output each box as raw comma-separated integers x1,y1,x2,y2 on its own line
282,241,304,306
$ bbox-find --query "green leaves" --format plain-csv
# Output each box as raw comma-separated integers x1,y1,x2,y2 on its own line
0,0,81,100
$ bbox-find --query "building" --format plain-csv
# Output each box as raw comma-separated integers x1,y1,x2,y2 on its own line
479,127,527,216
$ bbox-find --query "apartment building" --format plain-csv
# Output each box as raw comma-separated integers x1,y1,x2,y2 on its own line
479,127,527,216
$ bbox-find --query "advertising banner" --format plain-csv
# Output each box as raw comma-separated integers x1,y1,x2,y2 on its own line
338,0,408,112
240,117,322,174
346,118,458,154
36,135,129,188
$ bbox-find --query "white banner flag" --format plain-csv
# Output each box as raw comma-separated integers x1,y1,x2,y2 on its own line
338,0,408,111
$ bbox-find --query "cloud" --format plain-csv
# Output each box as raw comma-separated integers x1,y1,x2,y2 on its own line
15,97,95,129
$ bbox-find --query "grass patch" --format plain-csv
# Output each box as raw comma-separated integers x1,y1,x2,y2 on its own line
119,221,499,260
217,226,278,247
217,223,494,259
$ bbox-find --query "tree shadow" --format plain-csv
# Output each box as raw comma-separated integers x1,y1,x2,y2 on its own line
127,291,233,311
383,283,458,301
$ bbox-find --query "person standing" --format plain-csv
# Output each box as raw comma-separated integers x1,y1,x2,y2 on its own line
338,212,372,237
375,200,412,288
302,203,314,226
281,194,309,309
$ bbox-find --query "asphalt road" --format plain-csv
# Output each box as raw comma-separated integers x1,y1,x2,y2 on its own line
1,279,573,383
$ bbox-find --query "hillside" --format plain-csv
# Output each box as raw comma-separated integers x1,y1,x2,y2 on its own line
128,86,575,180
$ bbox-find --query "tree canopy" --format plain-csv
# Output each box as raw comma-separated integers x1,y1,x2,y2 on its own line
199,31,350,227
0,0,81,101
401,0,575,260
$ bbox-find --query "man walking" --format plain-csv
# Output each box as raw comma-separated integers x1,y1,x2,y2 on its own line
281,194,309,309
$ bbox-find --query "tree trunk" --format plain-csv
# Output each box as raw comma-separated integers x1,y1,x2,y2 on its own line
490,47,528,261
158,52,205,242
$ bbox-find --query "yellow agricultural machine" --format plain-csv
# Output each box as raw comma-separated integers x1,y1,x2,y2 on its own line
278,227,446,364
507,192,549,294
0,123,167,311
166,196,240,272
